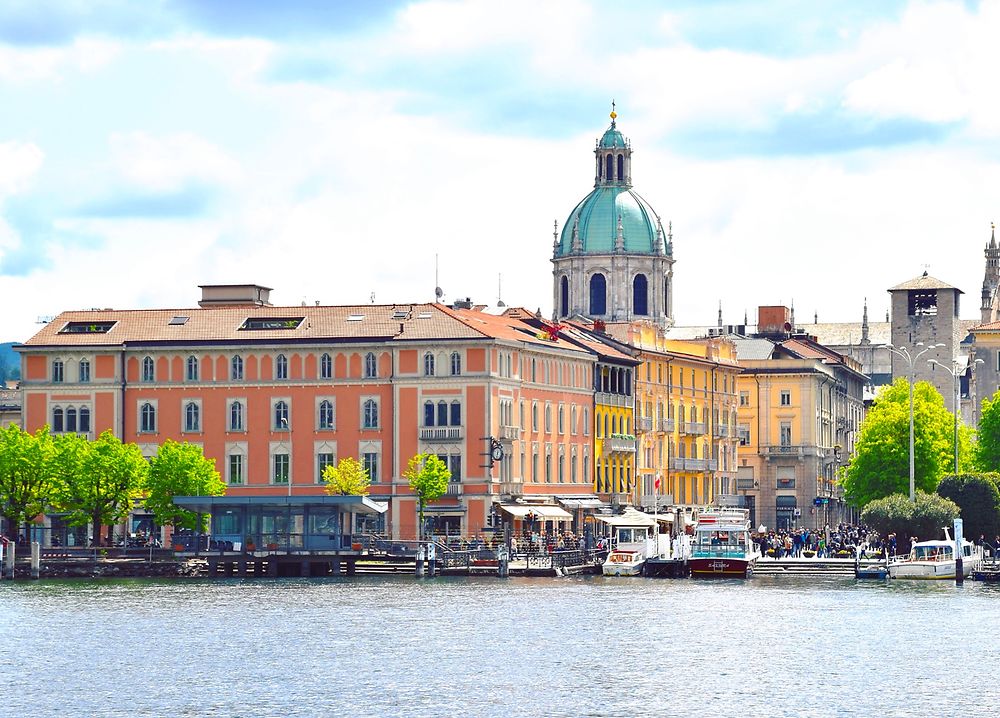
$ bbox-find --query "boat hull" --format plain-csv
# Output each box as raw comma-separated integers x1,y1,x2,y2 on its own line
689,556,755,578
888,560,975,580
602,562,644,577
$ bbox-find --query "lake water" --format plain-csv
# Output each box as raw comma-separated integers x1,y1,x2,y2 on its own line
1,575,998,717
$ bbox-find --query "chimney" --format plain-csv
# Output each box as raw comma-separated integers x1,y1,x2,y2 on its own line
198,284,273,308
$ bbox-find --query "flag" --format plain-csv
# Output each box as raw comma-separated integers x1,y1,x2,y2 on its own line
654,476,661,490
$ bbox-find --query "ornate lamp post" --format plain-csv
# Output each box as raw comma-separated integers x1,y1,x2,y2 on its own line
887,342,943,502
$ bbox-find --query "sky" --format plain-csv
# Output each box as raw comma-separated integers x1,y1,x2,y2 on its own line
2,0,1000,342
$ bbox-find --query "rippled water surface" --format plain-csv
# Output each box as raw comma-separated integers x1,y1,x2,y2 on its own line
2,575,998,717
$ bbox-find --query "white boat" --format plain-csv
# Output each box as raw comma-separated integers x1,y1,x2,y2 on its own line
689,508,761,578
888,532,982,580
598,508,673,577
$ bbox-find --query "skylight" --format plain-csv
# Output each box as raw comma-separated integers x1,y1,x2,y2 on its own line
59,321,117,334
168,316,189,326
239,317,304,331
346,314,365,322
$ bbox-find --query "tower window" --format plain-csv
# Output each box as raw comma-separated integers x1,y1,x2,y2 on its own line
617,154,624,181
605,154,613,182
589,273,607,316
633,274,648,315
908,290,937,316
560,276,569,318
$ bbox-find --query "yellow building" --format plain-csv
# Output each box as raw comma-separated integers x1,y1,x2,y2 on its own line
608,324,741,512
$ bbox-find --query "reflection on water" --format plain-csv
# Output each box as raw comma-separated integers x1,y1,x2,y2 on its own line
2,576,999,717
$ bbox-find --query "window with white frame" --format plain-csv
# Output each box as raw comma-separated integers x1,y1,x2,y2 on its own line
186,356,199,382
78,359,91,383
545,404,552,432
450,352,461,376
317,452,335,483
780,390,791,406
79,407,91,433
52,359,64,383
228,454,245,485
321,353,333,380
275,354,288,380
142,356,155,382
229,400,245,431
558,404,565,434
423,352,435,376
140,402,157,433
364,352,377,378
362,451,379,482
362,398,379,429
231,355,244,381
274,400,290,430
272,453,289,484
318,399,335,430
183,401,200,432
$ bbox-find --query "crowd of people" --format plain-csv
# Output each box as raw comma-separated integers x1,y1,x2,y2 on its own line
756,523,892,559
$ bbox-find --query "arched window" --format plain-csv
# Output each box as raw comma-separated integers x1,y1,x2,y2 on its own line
605,154,613,181
230,401,244,431
450,401,461,426
321,353,333,380
184,402,200,432
318,400,334,430
450,352,461,376
231,355,244,381
66,408,77,433
79,407,91,433
617,153,624,181
142,356,155,382
53,407,64,432
78,359,91,383
560,276,569,317
437,401,448,427
424,401,435,426
363,399,379,429
589,274,607,315
140,403,156,433
633,274,648,315
274,401,289,429
52,359,64,383
275,354,288,380
186,356,198,382
364,352,377,378
423,352,435,376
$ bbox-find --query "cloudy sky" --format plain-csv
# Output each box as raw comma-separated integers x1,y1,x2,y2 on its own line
2,0,999,342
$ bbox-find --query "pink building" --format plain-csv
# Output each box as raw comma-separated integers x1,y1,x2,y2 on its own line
20,285,601,540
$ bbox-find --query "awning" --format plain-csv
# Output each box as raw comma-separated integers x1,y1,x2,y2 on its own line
173,495,387,515
594,508,658,527
557,497,609,510
499,504,573,520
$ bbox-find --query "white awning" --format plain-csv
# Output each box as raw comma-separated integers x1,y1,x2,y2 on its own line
558,497,609,510
594,508,658,528
499,504,573,520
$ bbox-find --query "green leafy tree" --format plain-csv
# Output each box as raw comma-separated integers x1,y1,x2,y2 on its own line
936,473,1000,540
144,440,225,531
53,430,148,545
841,379,961,506
323,456,371,496
860,491,960,550
404,453,450,539
974,392,1000,471
0,425,55,540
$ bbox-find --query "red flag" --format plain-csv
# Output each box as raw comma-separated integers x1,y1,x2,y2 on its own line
654,476,661,489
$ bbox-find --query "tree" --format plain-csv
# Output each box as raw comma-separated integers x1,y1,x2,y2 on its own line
53,430,148,545
144,440,225,531
0,425,55,541
841,379,961,507
860,491,959,550
323,456,371,496
936,473,1000,540
974,391,1000,471
403,453,450,540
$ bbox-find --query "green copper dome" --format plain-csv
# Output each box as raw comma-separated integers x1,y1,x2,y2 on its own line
557,186,662,256
599,124,627,149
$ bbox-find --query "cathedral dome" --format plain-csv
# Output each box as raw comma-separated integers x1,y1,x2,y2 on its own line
556,186,662,256
599,125,627,149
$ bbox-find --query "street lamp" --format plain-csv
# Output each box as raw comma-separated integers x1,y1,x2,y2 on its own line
887,342,944,502
280,416,292,497
928,357,984,473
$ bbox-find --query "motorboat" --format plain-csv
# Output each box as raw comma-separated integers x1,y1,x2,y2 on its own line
599,508,674,577
689,508,761,578
888,531,982,580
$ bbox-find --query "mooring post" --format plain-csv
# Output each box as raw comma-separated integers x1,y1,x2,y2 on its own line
427,542,436,577
415,545,425,578
4,541,14,580
955,518,965,586
31,541,40,580
0,540,5,580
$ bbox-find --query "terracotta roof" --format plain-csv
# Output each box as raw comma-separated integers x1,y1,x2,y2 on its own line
888,273,962,292
443,307,593,356
22,303,486,348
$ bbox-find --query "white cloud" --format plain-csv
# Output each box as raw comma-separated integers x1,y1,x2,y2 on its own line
108,132,242,192
0,141,43,196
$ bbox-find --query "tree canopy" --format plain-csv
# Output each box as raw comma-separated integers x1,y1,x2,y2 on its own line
841,379,965,507
0,425,55,540
53,430,148,544
404,453,450,539
323,456,371,496
859,491,960,548
145,440,225,530
974,391,1000,472
936,473,1000,541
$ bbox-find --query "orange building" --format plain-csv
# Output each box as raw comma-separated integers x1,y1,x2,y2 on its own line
20,285,601,541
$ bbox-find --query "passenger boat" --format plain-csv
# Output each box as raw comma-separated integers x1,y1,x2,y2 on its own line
602,549,646,576
599,508,673,577
888,532,982,580
688,508,761,578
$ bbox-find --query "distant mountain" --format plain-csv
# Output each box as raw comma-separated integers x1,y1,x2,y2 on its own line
0,342,21,381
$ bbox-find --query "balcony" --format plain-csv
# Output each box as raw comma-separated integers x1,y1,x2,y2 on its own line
499,425,520,441
684,458,707,471
419,427,463,441
660,418,675,433
637,417,653,433
445,482,463,496
714,424,730,438
765,445,824,458
735,478,757,491
604,436,637,454
668,457,686,470
680,421,707,436
498,480,524,497
596,392,631,408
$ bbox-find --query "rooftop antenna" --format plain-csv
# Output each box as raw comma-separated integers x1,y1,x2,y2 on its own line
497,274,506,308
370,292,375,304
434,253,444,303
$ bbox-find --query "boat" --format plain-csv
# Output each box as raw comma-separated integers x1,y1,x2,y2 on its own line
598,508,674,577
688,508,761,578
888,531,982,580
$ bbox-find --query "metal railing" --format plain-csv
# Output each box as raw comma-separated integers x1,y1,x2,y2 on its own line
660,418,675,433
680,421,707,435
445,482,463,495
500,425,520,441
419,427,463,441
604,436,637,453
637,417,653,433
